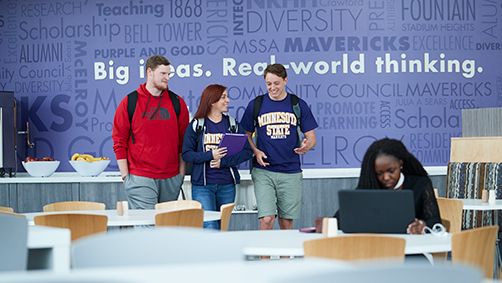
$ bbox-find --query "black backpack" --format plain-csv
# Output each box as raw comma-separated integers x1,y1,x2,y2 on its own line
127,90,181,143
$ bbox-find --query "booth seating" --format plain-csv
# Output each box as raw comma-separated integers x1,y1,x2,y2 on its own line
446,137,502,231
446,162,502,230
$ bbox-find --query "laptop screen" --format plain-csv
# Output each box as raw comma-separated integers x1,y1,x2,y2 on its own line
338,190,416,234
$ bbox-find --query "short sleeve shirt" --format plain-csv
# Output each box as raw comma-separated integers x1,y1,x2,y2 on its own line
240,93,318,173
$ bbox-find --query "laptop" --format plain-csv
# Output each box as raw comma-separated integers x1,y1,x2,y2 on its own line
338,190,416,234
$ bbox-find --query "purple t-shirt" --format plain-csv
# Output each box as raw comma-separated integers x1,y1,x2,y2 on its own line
204,118,234,184
240,93,318,173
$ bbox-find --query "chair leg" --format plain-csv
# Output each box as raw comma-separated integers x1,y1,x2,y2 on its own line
422,253,434,265
495,241,502,279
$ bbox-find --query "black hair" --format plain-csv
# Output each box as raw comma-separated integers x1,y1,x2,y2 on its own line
356,138,428,190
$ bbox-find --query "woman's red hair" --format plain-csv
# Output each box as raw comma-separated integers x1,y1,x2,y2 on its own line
193,84,227,119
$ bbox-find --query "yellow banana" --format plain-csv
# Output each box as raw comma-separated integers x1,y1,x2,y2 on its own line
72,153,109,162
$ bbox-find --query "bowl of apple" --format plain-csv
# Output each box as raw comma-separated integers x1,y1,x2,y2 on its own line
22,156,60,177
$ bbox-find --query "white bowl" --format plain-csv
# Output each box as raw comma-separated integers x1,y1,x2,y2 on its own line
22,161,60,177
69,160,110,177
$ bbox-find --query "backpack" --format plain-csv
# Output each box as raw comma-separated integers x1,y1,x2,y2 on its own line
192,114,237,141
127,90,181,144
253,93,302,148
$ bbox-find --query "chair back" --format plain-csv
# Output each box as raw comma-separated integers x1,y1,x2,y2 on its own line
220,203,235,231
43,201,105,212
0,214,28,271
71,228,244,268
34,213,108,241
155,208,204,228
436,197,463,233
303,234,405,263
0,206,14,213
154,200,202,210
451,225,499,278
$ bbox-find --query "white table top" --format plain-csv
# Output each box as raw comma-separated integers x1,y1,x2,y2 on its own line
460,199,502,211
220,230,451,256
23,209,221,226
0,258,353,283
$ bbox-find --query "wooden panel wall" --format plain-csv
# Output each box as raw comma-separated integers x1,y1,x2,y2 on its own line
450,137,502,162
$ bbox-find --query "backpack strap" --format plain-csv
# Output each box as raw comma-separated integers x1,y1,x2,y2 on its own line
191,118,205,151
223,114,238,133
168,90,181,120
127,91,138,144
252,95,265,147
290,94,302,148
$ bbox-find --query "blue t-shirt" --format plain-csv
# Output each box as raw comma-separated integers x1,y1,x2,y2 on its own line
240,93,318,173
204,118,234,184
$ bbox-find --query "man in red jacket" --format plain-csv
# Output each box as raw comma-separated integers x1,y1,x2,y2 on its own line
112,55,189,210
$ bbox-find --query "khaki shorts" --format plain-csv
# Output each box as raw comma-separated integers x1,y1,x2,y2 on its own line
251,167,303,219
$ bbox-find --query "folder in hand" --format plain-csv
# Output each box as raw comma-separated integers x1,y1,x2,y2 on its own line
217,133,248,158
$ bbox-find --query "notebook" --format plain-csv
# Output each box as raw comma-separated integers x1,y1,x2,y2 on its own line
217,133,248,158
338,190,416,234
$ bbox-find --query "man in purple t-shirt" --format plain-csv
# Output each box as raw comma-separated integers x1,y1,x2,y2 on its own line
240,64,318,236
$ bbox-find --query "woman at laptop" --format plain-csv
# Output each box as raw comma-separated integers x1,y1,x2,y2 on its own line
182,84,253,229
336,138,441,234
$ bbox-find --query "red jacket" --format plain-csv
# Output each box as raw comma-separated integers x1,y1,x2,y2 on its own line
112,83,189,179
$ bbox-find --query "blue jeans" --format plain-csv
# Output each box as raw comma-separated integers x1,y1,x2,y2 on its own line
191,183,235,230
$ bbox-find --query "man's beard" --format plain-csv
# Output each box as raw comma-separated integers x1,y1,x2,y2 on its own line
153,80,168,91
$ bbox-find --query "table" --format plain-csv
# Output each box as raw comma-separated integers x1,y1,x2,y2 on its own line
27,225,71,273
23,209,221,226
219,230,452,257
0,258,353,283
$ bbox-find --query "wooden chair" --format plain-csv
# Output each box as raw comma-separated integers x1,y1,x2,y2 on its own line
436,197,463,233
34,213,108,242
0,206,14,213
155,200,202,210
220,203,235,231
155,208,204,228
303,234,406,263
43,201,105,212
0,213,28,271
431,198,463,262
451,225,499,278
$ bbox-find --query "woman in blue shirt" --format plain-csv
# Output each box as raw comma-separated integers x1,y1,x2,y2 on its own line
182,84,253,229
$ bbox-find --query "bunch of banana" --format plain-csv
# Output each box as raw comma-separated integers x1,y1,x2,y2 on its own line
71,153,110,162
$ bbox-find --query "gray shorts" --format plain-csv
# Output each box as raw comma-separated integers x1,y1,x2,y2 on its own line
123,173,183,210
251,167,303,219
